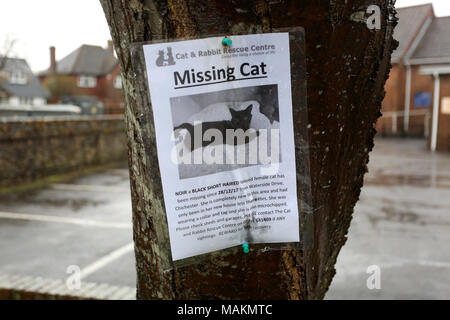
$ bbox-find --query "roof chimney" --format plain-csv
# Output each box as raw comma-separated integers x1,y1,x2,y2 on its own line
50,46,56,74
107,40,114,54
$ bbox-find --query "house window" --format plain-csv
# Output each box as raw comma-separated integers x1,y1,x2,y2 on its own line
113,75,122,89
9,71,27,84
78,75,97,88
19,97,33,105
33,97,46,106
9,97,20,106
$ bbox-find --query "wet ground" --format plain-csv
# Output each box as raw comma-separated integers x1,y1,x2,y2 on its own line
0,168,136,294
326,138,450,299
0,138,448,299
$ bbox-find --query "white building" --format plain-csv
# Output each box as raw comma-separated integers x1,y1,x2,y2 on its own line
0,57,48,106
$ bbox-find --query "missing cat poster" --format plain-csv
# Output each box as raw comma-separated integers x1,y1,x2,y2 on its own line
142,32,301,262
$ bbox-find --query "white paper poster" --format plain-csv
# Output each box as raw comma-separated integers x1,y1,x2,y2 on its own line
143,33,300,261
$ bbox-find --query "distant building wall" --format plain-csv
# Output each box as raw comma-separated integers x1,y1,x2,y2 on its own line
429,74,450,151
98,66,124,114
377,4,435,137
40,68,123,114
408,65,433,136
382,64,405,113
378,64,433,137
378,64,406,135
0,115,127,188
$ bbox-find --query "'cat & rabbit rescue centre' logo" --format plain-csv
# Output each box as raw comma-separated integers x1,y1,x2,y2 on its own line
156,47,176,67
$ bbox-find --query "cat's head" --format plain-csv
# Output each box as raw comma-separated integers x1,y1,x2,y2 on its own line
158,50,164,56
229,104,253,130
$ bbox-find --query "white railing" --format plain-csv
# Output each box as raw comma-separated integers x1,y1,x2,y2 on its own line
381,109,430,137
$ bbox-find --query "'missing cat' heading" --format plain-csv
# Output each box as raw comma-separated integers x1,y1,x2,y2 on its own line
174,62,268,88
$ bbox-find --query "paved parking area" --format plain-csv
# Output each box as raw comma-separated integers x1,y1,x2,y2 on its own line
1,139,449,299
326,138,450,299
0,167,136,299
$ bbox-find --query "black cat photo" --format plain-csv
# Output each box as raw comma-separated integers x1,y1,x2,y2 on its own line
174,105,254,151
170,84,280,179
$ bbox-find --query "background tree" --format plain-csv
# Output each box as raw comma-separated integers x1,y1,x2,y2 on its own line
0,35,17,71
41,75,79,103
100,0,397,299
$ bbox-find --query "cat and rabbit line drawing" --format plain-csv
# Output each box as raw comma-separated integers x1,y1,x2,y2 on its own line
156,47,176,67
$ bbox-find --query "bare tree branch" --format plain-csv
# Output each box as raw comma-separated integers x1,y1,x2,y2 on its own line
0,36,18,71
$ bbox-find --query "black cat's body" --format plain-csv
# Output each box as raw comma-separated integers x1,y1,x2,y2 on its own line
174,105,254,151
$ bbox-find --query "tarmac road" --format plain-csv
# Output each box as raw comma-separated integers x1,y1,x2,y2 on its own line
0,168,136,298
326,138,450,299
0,138,449,299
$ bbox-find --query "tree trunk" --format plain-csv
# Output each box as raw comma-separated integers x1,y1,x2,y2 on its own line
100,0,397,299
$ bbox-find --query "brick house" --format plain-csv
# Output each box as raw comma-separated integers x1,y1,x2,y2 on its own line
39,41,123,114
378,3,434,136
378,3,450,151
408,16,450,151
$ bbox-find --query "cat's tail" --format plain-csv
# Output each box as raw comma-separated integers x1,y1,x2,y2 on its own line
174,123,190,131
173,123,192,140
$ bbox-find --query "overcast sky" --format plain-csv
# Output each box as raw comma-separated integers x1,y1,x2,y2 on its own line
396,0,450,14
0,0,449,72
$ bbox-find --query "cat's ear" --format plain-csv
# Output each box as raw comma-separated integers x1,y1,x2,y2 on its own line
245,104,253,113
229,108,237,116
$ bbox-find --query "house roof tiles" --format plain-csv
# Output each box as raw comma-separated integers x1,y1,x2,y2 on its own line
410,16,450,61
392,3,434,63
40,45,118,77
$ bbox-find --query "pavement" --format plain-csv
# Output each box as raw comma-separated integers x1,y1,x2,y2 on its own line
326,138,450,299
0,138,449,299
0,168,136,299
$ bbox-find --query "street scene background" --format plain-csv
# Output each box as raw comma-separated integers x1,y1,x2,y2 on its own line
0,0,449,299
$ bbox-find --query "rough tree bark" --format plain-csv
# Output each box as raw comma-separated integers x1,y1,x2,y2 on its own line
100,0,397,299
